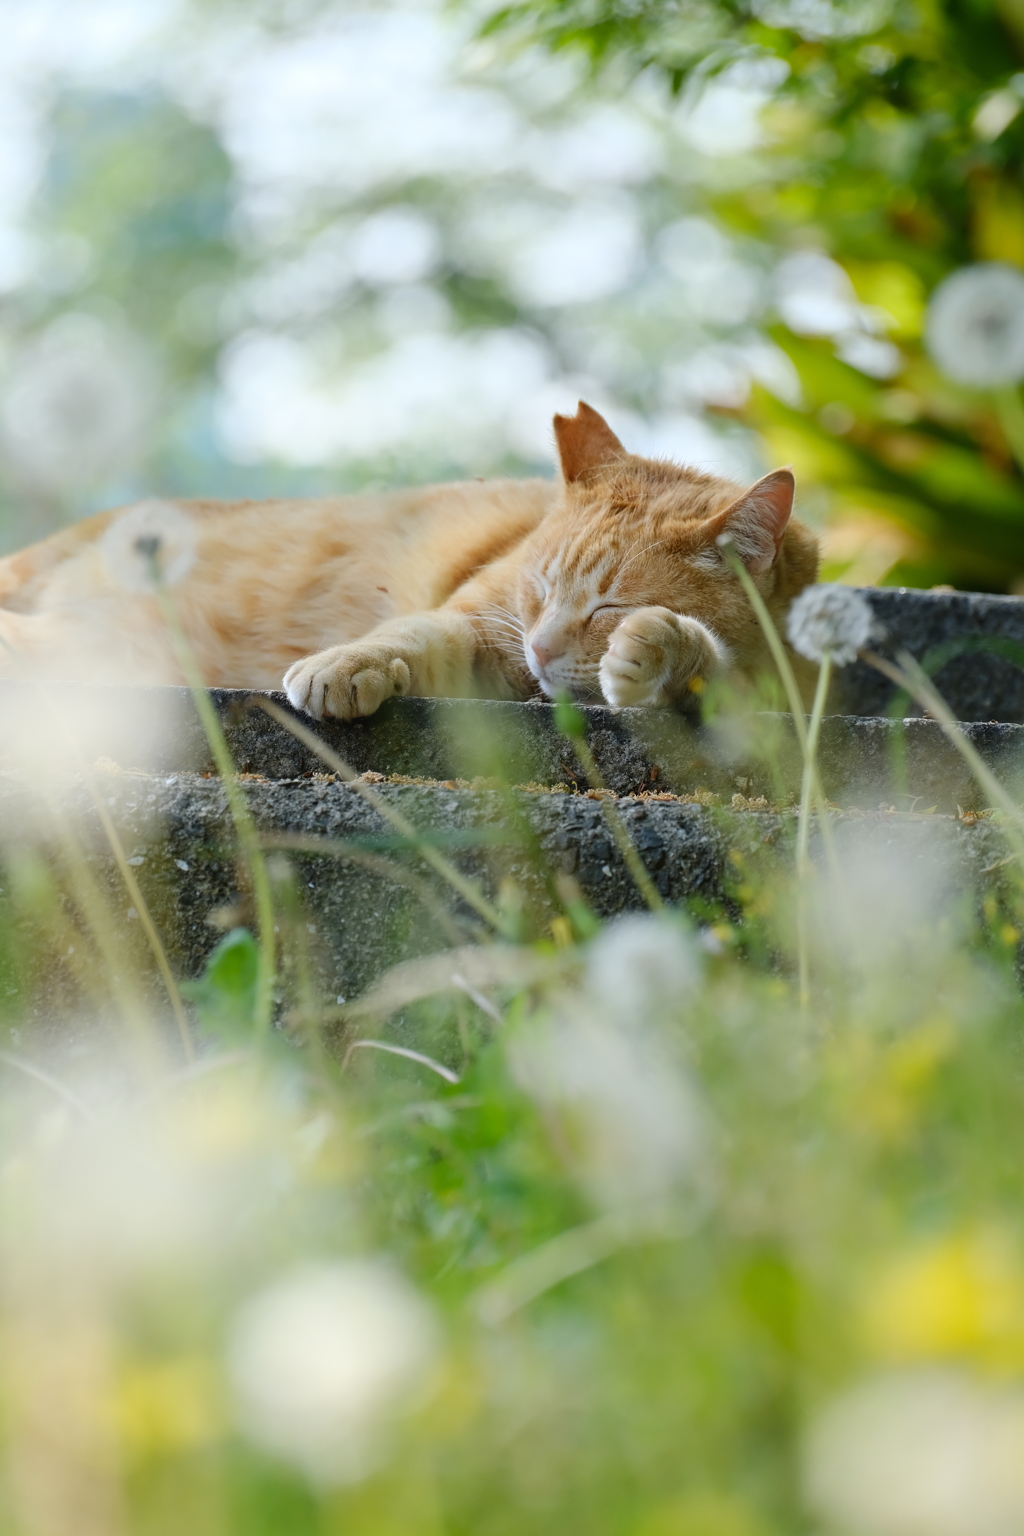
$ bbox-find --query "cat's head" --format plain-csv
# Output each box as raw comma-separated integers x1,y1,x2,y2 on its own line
515,401,816,701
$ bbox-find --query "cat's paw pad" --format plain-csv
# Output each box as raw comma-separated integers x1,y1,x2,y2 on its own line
284,647,410,721
599,608,721,708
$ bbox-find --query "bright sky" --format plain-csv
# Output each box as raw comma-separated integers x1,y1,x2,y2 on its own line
0,0,895,495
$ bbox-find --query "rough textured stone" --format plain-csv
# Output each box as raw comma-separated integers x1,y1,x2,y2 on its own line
4,682,1024,812
0,773,1015,1016
7,580,1024,1029
837,586,1024,722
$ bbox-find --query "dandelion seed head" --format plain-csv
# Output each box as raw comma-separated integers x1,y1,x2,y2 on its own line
787,583,875,665
925,263,1024,388
510,1015,708,1210
226,1260,438,1486
811,833,960,982
7,1074,311,1280
101,499,197,594
0,313,157,493
509,935,711,1215
586,914,703,1026
804,1369,1024,1536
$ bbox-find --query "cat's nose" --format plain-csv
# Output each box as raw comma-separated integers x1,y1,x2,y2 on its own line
531,642,564,668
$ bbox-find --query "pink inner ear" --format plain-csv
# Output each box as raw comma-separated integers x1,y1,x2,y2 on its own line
715,469,795,574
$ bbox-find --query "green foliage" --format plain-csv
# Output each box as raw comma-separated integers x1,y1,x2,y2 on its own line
7,857,1024,1533
479,0,1024,589
553,692,588,738
183,926,260,1044
12,0,1024,587
39,89,234,383
5,681,1024,1531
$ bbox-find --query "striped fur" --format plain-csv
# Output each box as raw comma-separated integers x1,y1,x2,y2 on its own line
0,403,819,715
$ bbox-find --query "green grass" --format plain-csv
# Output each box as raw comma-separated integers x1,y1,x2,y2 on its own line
3,674,1024,1536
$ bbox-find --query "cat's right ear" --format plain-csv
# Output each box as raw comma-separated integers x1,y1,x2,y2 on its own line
553,401,626,483
711,468,795,574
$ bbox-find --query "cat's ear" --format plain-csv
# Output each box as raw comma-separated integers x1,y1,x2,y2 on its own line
711,468,794,574
553,401,626,483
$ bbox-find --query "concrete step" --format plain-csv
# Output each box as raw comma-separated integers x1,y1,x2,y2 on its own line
3,582,1024,811
1,770,1015,1016
837,586,1024,722
3,684,1023,813
5,580,1024,1020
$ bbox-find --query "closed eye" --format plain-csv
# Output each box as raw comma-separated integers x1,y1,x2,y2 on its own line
590,604,623,620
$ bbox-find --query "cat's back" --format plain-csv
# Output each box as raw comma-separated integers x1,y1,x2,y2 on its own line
0,475,557,687
2,476,557,614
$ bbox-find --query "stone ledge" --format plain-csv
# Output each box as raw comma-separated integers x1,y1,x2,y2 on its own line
0,775,1016,1015
839,586,1024,722
3,683,1024,812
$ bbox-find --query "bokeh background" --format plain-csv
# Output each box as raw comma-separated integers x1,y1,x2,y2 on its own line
5,0,1024,592
10,9,1024,1532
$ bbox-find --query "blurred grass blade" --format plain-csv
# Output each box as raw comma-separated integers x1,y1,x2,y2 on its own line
717,537,837,872
151,589,276,1037
476,1206,679,1324
254,697,511,936
864,648,1024,868
260,831,470,945
553,695,664,912
0,1049,95,1122
342,1039,460,1084
328,943,571,1029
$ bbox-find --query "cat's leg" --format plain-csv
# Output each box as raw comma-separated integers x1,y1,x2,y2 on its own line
284,611,481,720
599,607,729,708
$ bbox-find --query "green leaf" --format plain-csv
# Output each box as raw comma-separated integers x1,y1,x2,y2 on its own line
182,927,260,1043
553,694,586,740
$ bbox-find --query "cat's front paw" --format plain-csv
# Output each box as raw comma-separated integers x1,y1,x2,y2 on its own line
599,608,725,708
284,644,411,721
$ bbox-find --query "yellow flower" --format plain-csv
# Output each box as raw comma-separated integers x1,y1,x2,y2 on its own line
113,1356,223,1458
549,916,574,948
863,1230,1024,1369
832,1019,953,1143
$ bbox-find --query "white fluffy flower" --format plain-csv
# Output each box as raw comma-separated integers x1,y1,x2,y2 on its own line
100,499,197,593
509,919,709,1212
786,583,875,666
227,1260,438,1485
925,263,1024,387
804,1370,1024,1536
510,1009,709,1211
587,914,703,1027
0,313,156,492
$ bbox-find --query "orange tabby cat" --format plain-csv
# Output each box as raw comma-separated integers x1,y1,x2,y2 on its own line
0,402,819,716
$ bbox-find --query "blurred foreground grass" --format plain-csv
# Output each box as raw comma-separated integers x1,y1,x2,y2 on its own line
4,661,1024,1536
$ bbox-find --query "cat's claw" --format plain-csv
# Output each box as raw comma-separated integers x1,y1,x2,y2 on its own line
284,647,411,721
599,607,726,708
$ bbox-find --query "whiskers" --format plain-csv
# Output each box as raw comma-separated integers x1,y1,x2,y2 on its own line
475,604,527,653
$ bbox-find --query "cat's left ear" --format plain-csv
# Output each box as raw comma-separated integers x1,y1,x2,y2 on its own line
553,401,626,483
711,468,794,574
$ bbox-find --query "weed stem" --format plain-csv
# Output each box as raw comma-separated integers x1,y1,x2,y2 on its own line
716,538,837,870
155,590,277,1038
571,735,665,913
254,698,512,937
796,654,832,1004
864,648,1024,870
